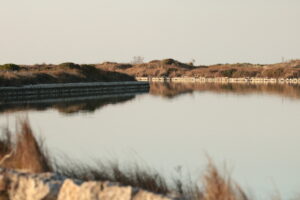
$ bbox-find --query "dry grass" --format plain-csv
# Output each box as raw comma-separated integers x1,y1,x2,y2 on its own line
0,120,278,200
54,161,170,195
0,120,52,173
0,63,135,86
53,159,251,200
201,162,248,200
0,121,172,194
97,59,300,79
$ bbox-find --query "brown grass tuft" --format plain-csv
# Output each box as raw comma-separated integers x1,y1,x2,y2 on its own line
0,120,52,173
201,162,248,200
55,161,170,195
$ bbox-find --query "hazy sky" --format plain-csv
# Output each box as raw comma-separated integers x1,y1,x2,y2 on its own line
1,0,299,65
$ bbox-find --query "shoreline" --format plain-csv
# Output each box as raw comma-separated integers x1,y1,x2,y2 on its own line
2,59,300,87
0,81,149,103
136,76,300,84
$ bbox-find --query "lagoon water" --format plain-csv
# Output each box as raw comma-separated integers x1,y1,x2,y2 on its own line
0,82,300,199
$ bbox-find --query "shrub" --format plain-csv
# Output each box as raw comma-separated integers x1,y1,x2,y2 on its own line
232,70,259,78
162,58,177,65
209,69,219,73
80,64,98,73
0,64,21,71
80,64,96,68
149,60,160,63
262,68,284,78
115,64,132,69
58,62,81,70
220,69,237,77
287,71,300,78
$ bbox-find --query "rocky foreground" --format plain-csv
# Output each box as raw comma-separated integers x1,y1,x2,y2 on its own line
0,168,179,200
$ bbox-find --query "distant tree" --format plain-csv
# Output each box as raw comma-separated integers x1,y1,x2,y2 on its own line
188,59,196,66
131,56,144,64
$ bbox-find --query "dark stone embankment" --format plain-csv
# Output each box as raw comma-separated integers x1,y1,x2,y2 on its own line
0,81,149,103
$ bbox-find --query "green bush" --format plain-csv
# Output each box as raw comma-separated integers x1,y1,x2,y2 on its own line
0,63,21,71
58,62,80,70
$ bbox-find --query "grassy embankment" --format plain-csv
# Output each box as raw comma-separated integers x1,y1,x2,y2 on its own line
1,59,300,86
0,120,254,200
97,59,300,78
0,63,135,86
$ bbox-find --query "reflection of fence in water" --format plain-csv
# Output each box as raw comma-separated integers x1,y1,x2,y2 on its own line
136,77,300,84
149,81,300,100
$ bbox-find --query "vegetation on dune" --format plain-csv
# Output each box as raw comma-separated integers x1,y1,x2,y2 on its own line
0,64,21,71
161,58,195,69
220,69,237,78
0,63,135,86
98,59,196,77
58,62,81,70
1,59,300,86
0,120,253,200
97,59,300,79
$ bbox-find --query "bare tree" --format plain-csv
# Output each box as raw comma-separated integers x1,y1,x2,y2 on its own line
131,56,144,64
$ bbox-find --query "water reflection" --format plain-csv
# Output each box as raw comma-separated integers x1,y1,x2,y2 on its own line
2,82,300,114
0,82,300,198
150,82,300,99
0,93,139,114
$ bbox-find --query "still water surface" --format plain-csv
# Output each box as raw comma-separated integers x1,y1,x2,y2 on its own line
0,82,300,199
